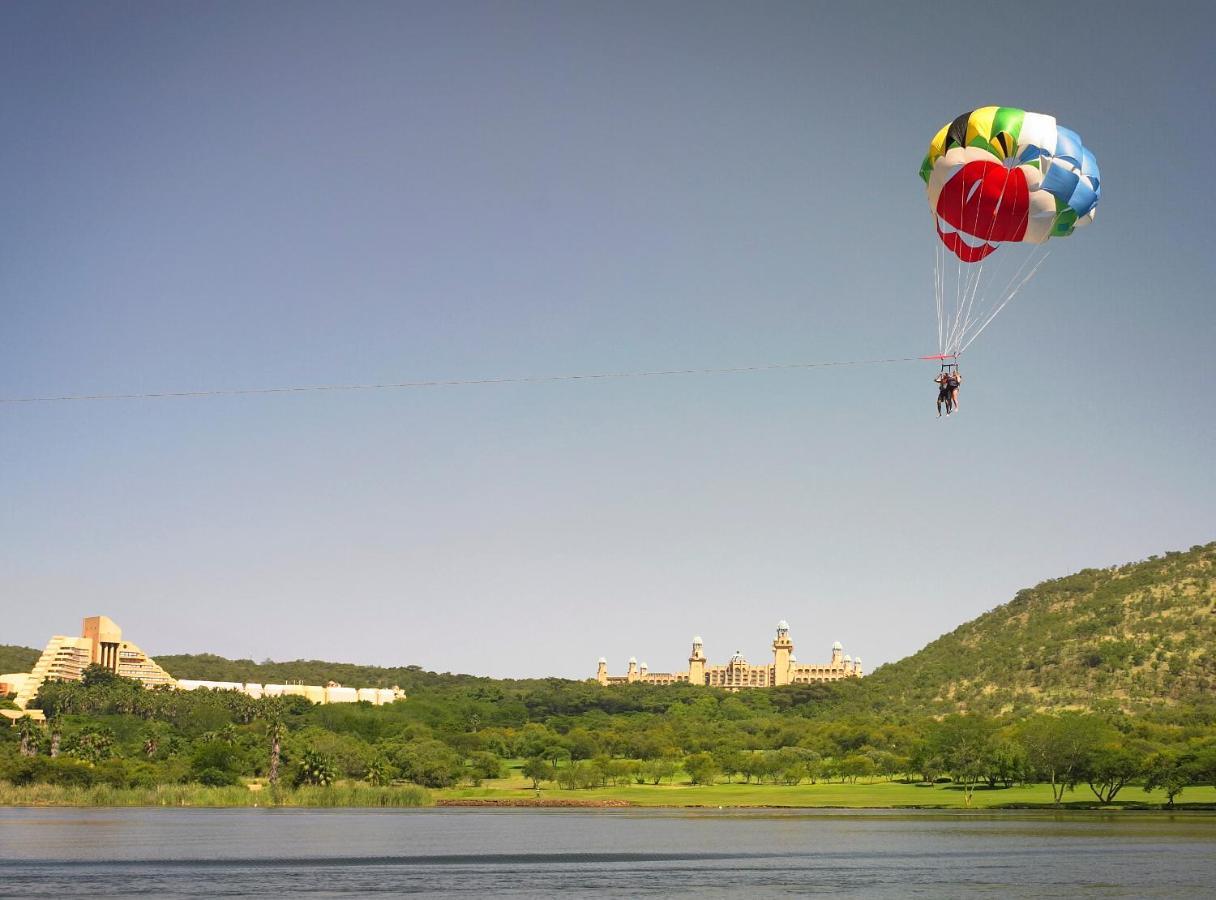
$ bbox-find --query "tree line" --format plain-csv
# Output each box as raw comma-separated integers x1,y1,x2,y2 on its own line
4,665,1216,806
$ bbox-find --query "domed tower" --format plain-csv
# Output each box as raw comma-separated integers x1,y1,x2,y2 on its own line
772,620,793,686
831,640,844,667
596,657,608,685
688,636,706,686
639,662,649,678
626,657,639,683
853,656,863,677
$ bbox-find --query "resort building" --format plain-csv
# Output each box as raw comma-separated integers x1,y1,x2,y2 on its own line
595,621,863,690
4,616,405,710
8,615,175,710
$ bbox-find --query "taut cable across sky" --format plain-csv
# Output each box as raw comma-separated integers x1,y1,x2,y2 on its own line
1,354,923,405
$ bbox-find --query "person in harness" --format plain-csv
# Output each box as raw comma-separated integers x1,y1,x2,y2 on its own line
934,366,962,416
948,368,962,413
934,369,952,416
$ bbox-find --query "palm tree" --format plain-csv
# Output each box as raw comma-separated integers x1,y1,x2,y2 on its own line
264,699,287,789
17,716,38,757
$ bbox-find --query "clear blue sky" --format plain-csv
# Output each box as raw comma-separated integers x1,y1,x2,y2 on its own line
3,2,1213,678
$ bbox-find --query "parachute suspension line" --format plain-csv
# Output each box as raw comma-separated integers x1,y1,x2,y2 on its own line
950,154,1008,351
938,237,947,354
957,216,1061,352
956,197,1032,349
953,204,1067,355
932,215,946,355
950,160,967,355
962,167,1018,346
959,251,1051,353
948,163,1018,356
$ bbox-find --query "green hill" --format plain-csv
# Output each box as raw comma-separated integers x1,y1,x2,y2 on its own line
0,645,40,675
851,542,1216,717
151,652,508,695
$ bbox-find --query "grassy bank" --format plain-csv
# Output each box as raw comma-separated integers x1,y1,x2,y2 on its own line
4,777,1214,810
0,782,432,808
435,775,1216,810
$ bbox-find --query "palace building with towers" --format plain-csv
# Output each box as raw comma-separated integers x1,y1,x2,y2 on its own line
595,621,863,690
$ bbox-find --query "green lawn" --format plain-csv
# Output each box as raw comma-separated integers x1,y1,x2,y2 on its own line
438,775,1216,809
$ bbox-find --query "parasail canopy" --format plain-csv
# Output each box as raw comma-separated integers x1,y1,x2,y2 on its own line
919,107,1100,356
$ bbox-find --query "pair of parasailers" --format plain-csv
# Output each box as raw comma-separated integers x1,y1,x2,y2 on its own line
935,369,961,416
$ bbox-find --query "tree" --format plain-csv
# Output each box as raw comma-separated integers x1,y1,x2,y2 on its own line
555,760,598,790
641,758,678,785
838,754,877,785
16,716,39,758
712,748,746,783
466,750,504,785
772,749,813,785
738,752,766,784
930,715,998,806
142,723,171,759
1143,751,1195,809
589,754,640,787
522,756,556,789
987,740,1028,788
195,766,240,787
48,717,61,759
294,748,337,787
565,727,601,760
597,757,636,787
365,755,396,786
66,725,116,764
80,664,123,689
683,752,720,786
1080,746,1145,804
513,724,554,759
866,749,902,782
190,741,241,784
910,742,945,785
263,701,287,790
393,739,463,788
1193,745,1216,791
1018,714,1108,806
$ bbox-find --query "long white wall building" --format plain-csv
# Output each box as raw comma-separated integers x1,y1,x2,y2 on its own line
4,616,405,710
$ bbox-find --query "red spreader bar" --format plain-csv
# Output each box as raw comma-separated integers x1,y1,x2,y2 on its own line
919,354,959,361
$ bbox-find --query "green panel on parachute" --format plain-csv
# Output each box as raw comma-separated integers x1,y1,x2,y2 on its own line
991,107,1025,142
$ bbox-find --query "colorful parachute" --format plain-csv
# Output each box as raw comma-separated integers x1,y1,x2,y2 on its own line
919,107,1100,356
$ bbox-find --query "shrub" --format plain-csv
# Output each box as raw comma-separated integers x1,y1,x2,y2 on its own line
294,748,337,787
195,767,240,787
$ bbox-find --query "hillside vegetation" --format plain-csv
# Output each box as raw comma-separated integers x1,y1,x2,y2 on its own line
151,653,479,695
0,645,39,675
847,542,1216,717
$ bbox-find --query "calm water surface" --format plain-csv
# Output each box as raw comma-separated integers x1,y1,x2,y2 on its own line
1,807,1214,898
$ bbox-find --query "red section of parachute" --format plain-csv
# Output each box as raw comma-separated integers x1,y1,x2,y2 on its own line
936,160,1030,262
937,226,998,262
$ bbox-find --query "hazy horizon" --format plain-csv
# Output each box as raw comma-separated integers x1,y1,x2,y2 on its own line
4,2,1213,679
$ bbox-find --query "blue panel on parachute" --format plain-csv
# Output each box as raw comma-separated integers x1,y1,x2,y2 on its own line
1081,147,1100,191
1067,179,1098,215
1054,127,1084,167
1042,163,1080,204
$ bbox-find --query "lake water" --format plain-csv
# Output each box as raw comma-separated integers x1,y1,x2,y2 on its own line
1,807,1214,898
